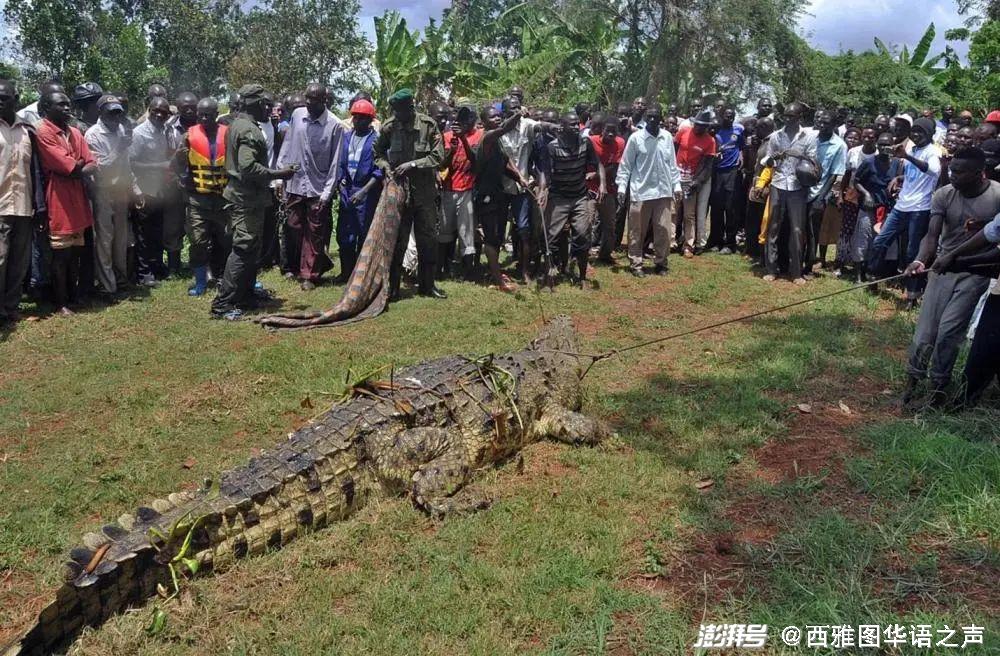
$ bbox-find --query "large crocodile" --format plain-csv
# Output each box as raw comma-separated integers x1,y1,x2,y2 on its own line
4,315,607,655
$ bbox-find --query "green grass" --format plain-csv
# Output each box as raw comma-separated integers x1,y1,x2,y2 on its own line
1,252,997,654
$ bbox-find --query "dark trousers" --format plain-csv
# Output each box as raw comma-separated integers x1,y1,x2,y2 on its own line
284,194,333,282
390,196,438,295
805,199,825,270
212,203,265,313
0,216,32,317
51,245,85,308
964,294,1000,405
186,205,230,270
258,203,280,270
30,222,51,290
766,187,807,277
767,185,806,278
745,201,765,260
708,167,740,249
133,199,166,280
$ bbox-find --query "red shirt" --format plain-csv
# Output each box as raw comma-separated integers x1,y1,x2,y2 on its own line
443,129,482,192
36,119,95,236
674,124,717,176
587,134,625,194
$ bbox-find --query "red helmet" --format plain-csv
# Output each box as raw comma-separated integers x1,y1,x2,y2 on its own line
350,99,376,118
985,110,1000,125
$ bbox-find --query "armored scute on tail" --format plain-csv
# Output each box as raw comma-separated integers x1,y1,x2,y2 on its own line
5,316,607,656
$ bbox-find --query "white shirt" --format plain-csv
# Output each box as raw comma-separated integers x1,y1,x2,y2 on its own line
499,117,537,194
895,143,941,213
16,102,41,127
846,145,875,172
615,128,682,202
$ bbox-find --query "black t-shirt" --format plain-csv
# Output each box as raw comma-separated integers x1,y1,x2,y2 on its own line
474,139,508,204
546,136,599,198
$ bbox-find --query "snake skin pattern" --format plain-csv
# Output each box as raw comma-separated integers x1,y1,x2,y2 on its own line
4,316,606,656
257,178,407,331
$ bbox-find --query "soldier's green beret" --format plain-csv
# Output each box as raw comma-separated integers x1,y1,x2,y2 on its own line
388,88,415,105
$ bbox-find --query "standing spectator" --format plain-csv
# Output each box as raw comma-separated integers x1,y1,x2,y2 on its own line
374,88,446,301
162,91,199,276
71,82,102,132
836,127,879,279
674,109,717,257
17,80,63,127
539,111,605,287
615,103,682,277
130,96,173,287
588,113,625,264
805,109,847,272
759,101,817,284
931,213,1000,406
743,117,774,260
0,80,38,323
901,147,1000,406
498,95,540,283
172,98,230,297
35,91,97,315
474,107,528,293
211,84,297,320
438,106,481,280
867,117,941,306
85,95,133,298
707,107,745,253
335,98,382,282
276,83,345,291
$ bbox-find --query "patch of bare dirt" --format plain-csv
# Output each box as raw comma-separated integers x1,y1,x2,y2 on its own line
0,567,50,647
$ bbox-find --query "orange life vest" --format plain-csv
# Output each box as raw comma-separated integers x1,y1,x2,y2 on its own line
187,124,228,195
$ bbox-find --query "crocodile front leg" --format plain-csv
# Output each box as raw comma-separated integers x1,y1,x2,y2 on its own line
371,426,484,516
535,404,607,446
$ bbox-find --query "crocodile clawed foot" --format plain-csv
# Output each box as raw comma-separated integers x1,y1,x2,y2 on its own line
417,491,493,519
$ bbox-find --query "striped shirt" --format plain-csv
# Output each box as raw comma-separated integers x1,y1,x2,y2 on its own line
545,136,599,198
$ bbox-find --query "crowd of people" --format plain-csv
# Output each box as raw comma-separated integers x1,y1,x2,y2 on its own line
1,78,999,406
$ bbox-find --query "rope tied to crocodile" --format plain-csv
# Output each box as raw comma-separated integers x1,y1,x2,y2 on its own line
548,269,971,379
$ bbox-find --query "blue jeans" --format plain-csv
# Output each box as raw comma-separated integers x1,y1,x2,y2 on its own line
867,208,930,295
506,192,533,239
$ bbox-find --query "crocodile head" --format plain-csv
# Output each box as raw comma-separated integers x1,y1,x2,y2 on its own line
531,315,586,411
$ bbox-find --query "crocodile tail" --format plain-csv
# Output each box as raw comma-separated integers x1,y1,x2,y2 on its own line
4,490,212,656
5,434,368,656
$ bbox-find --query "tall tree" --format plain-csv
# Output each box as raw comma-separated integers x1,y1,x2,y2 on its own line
227,0,369,102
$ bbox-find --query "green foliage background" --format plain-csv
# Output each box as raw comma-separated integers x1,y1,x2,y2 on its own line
2,0,999,116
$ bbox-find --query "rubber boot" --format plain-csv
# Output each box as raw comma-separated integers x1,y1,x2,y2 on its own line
855,263,867,284
167,250,182,278
438,243,452,279
418,260,447,299
188,266,208,296
576,254,588,288
901,375,921,407
461,254,475,282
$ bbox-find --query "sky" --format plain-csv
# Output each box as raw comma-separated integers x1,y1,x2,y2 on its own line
355,0,972,60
